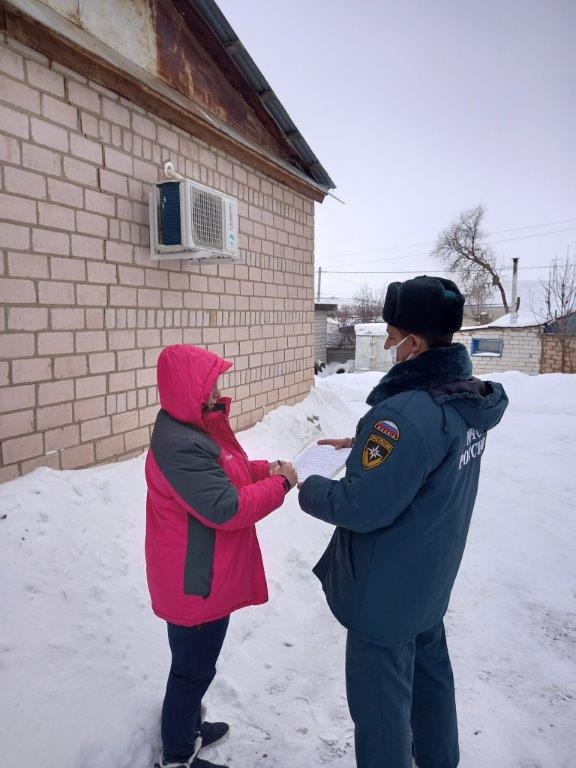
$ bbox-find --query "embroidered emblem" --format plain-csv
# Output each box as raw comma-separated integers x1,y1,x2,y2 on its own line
362,434,394,470
374,420,400,441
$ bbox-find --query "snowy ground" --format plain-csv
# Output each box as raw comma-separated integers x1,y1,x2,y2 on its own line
1,371,575,768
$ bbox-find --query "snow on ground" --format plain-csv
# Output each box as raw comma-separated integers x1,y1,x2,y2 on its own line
1,371,575,768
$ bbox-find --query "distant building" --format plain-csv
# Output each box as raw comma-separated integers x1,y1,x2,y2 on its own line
354,323,391,372
314,302,338,364
456,311,576,375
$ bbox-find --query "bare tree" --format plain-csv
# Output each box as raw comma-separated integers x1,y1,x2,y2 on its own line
335,303,353,326
350,284,387,324
464,279,494,325
534,257,576,373
432,205,509,313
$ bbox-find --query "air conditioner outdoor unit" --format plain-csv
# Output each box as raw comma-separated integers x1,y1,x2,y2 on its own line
149,179,240,262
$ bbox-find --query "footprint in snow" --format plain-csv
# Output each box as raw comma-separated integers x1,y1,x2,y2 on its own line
317,735,352,764
540,684,574,707
286,548,311,578
266,667,298,695
211,676,242,708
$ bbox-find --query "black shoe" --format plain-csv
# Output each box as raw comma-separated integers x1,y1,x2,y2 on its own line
156,753,229,768
201,720,230,749
194,759,229,768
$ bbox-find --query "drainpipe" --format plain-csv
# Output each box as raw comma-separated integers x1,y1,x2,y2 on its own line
510,258,519,324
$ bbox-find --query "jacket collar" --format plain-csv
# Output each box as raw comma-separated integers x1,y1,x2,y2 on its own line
366,343,473,405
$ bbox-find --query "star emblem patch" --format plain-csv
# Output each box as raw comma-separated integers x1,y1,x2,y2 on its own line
361,434,394,470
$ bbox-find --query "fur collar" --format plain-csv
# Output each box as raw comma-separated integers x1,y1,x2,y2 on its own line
367,343,473,405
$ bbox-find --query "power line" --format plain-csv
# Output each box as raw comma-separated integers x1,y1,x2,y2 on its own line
320,221,576,264
480,218,576,236
322,264,557,275
321,228,576,267
483,227,576,246
318,235,576,270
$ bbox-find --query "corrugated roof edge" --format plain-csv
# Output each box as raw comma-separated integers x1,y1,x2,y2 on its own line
191,0,336,190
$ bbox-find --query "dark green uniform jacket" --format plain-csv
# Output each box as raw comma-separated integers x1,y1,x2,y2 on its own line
298,343,508,646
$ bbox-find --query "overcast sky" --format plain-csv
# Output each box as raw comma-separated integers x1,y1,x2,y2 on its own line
218,0,576,303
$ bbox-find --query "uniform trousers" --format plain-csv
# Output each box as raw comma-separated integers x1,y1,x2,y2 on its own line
346,620,459,768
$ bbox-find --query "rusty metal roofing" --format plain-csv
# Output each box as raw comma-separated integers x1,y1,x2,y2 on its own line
183,0,336,190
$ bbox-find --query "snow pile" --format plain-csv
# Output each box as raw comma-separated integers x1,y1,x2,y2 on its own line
1,371,575,768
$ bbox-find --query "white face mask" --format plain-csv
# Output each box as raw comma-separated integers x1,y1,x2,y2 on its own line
389,335,411,364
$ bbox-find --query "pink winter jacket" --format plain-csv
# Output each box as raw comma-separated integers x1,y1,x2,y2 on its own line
145,344,288,626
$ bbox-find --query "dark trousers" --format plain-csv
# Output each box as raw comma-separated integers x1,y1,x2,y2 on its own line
346,620,459,768
161,615,230,762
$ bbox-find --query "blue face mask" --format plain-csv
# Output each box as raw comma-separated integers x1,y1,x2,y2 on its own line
388,335,411,364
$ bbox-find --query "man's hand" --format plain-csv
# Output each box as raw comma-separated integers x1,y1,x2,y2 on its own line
318,437,354,450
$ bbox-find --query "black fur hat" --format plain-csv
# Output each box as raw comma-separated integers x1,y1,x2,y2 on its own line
382,275,465,335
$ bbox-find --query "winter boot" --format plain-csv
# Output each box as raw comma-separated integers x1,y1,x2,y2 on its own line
201,720,229,749
199,703,229,750
155,747,229,768
156,758,229,768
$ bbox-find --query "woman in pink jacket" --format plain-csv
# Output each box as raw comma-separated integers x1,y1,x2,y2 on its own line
146,345,297,768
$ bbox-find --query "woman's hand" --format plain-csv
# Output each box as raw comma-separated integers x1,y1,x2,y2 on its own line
269,460,298,490
269,460,283,476
279,461,298,489
318,437,354,450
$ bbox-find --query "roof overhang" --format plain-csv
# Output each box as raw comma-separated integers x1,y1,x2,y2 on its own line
0,0,333,202
178,0,335,191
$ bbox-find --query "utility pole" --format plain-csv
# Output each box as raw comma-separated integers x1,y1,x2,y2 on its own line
316,266,322,301
510,257,519,324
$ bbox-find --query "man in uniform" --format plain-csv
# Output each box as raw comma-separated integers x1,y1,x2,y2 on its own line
298,275,508,768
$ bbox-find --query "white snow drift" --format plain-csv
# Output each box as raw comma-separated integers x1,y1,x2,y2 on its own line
1,371,575,768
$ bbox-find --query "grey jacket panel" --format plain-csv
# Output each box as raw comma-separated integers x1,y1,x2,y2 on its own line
150,409,240,526
184,515,215,597
150,409,239,598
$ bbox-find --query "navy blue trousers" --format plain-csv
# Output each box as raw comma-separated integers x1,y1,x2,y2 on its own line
161,616,229,762
346,620,459,768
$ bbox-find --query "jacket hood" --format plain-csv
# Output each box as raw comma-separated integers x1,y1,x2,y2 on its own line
367,342,508,432
157,344,232,427
428,378,508,432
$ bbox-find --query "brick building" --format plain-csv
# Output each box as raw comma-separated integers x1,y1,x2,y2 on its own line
455,320,542,376
455,310,575,376
540,316,576,374
313,302,337,364
0,0,334,481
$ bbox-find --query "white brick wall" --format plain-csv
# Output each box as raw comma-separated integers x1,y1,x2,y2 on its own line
0,32,317,482
455,327,542,375
314,310,329,362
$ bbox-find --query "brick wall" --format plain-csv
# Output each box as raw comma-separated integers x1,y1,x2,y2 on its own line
540,334,576,373
455,326,542,376
314,309,329,363
0,33,316,482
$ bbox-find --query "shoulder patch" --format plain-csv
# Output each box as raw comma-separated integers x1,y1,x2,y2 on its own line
374,420,400,441
362,434,394,470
